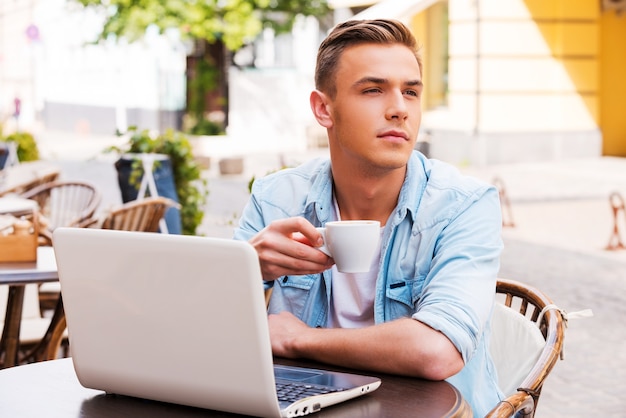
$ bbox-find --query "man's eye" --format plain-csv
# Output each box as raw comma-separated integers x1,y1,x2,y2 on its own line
364,88,381,94
404,90,419,97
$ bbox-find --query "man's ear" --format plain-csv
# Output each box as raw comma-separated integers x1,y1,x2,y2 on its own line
310,90,333,128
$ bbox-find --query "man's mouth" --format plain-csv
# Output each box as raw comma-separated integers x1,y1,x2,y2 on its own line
378,129,409,141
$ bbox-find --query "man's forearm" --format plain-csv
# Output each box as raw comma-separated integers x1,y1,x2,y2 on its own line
287,317,464,380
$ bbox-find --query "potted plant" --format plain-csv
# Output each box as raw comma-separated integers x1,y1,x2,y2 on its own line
107,127,208,236
0,131,40,169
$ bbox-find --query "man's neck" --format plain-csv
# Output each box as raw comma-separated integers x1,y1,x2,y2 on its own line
331,164,406,225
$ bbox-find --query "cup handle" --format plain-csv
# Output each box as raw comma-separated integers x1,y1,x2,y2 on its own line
315,227,331,256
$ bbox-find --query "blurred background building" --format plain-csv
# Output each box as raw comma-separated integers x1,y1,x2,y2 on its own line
344,0,626,164
0,0,187,136
1,0,625,165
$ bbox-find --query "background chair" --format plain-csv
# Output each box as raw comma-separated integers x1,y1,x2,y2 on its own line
0,163,61,197
486,278,565,418
81,196,180,233
20,180,101,246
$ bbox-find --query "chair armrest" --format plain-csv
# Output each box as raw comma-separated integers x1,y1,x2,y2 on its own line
485,392,535,418
75,217,100,228
37,228,53,247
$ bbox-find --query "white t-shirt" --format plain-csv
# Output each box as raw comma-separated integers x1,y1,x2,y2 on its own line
327,196,382,328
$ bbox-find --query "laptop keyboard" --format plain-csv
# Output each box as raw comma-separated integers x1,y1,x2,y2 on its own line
276,381,344,403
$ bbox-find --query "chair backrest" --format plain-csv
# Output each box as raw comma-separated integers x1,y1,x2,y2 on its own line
20,180,101,230
99,196,179,232
0,161,62,197
486,278,565,418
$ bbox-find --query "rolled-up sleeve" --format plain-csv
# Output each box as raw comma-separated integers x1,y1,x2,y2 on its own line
412,186,502,363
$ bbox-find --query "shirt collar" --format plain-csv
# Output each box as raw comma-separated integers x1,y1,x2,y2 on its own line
308,152,428,226
308,159,334,225
396,151,428,225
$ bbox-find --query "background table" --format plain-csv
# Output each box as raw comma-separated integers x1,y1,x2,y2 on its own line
0,357,472,417
0,195,39,216
0,246,65,368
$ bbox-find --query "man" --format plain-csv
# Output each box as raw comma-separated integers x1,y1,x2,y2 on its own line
234,19,503,416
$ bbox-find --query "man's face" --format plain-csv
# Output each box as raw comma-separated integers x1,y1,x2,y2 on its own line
326,43,422,173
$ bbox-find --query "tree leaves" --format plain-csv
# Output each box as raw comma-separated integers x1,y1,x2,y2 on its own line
74,0,330,51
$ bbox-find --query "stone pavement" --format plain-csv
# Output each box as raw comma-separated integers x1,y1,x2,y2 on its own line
34,130,626,417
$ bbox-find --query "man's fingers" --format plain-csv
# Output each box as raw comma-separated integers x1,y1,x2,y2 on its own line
271,218,324,248
250,217,332,280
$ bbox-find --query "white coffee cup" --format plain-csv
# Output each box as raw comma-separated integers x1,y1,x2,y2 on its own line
316,220,381,273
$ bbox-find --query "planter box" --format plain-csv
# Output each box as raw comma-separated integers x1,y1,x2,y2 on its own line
115,153,182,234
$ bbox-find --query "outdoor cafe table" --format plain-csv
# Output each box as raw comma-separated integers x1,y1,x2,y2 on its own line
0,194,39,214
0,246,65,369
0,357,473,417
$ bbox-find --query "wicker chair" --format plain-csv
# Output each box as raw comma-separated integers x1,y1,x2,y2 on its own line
486,278,565,418
82,196,180,233
0,166,60,197
20,180,101,246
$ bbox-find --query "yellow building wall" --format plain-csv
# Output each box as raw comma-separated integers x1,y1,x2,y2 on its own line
411,11,429,106
410,2,448,111
447,0,600,133
600,11,626,156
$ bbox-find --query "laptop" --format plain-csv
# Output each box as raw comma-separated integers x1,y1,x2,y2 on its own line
52,228,381,417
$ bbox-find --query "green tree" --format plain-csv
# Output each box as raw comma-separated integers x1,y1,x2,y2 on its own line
74,0,331,131
75,0,330,49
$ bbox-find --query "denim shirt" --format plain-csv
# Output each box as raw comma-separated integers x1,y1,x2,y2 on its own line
234,151,504,416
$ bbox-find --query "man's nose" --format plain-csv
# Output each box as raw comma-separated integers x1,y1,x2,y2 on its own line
385,91,408,120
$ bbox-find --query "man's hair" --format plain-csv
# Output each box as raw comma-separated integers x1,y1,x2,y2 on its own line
315,19,422,97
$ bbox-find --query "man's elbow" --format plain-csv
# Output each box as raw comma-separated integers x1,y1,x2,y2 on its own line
407,336,465,380
420,353,464,381
398,319,465,380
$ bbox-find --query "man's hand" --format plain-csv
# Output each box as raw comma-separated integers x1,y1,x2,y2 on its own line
268,311,311,358
249,217,334,280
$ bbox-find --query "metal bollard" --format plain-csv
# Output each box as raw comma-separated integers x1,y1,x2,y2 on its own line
605,191,626,251
493,177,515,228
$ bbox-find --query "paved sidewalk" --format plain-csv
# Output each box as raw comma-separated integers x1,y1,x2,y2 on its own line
34,130,626,417
460,157,626,264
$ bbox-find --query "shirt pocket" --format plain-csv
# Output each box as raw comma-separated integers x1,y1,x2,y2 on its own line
270,274,318,318
385,277,426,316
